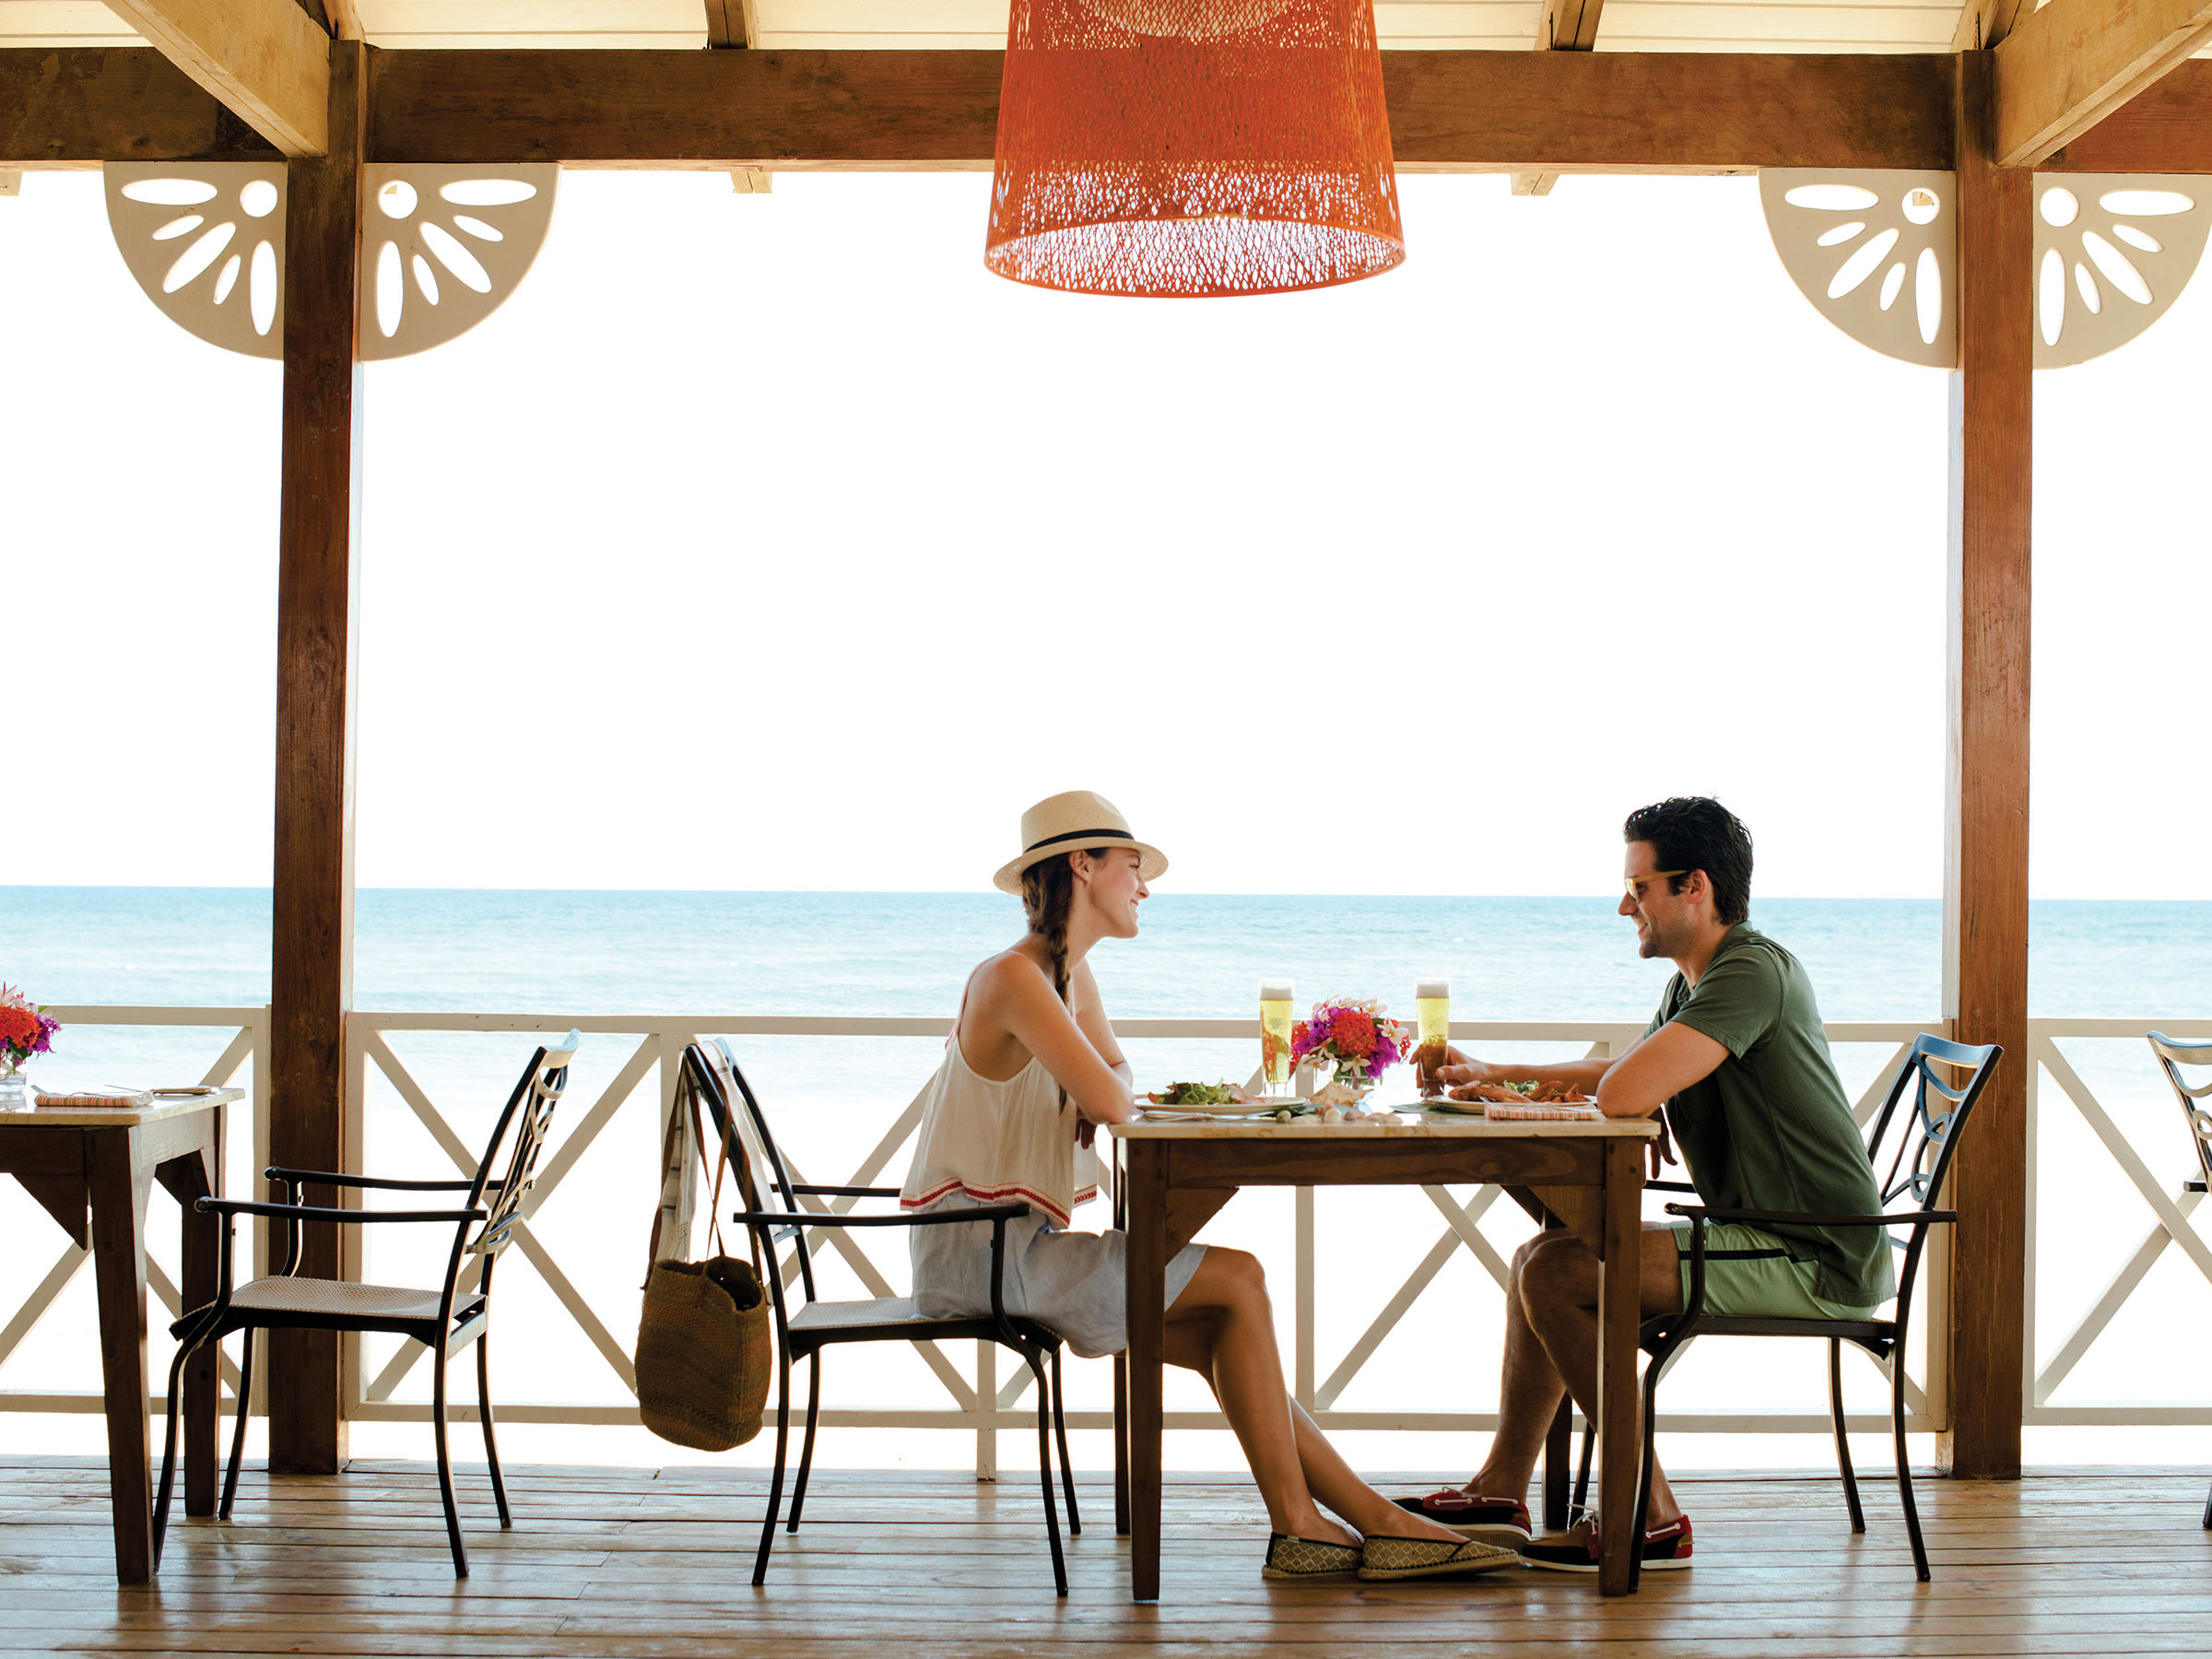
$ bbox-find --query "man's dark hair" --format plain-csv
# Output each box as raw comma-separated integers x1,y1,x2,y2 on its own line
1623,797,1754,926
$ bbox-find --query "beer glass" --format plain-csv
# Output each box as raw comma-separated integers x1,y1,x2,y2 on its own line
1259,980,1295,1096
1415,979,1450,1095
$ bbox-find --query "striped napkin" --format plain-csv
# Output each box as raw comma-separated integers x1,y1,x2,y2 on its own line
35,1088,153,1108
1482,1100,1606,1123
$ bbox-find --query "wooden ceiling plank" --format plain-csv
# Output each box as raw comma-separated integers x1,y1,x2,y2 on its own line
1,46,283,165
101,0,330,155
1993,0,2212,167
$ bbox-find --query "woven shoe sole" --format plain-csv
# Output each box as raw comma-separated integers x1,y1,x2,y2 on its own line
1357,1535,1523,1582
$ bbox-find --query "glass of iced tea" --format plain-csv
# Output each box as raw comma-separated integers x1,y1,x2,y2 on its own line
1260,980,1295,1096
1415,978,1450,1096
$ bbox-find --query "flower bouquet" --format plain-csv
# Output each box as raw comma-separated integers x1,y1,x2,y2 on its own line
0,985,60,1109
1291,998,1414,1111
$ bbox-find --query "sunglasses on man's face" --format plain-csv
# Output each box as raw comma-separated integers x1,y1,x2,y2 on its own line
1622,870,1688,901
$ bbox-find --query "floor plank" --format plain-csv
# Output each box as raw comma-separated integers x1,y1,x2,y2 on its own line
0,1462,2206,1657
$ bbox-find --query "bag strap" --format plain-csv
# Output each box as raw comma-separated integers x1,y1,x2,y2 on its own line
642,1082,693,1284
694,1061,766,1279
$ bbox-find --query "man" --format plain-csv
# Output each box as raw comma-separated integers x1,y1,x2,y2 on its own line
1399,796,1893,1571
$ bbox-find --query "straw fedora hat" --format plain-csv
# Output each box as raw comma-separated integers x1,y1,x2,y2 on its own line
993,791,1170,895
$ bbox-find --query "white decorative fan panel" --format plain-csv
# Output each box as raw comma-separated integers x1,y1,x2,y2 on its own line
105,163,288,359
360,165,559,361
2031,174,2209,369
1760,170,1956,369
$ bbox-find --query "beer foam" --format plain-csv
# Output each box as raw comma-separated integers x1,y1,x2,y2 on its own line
1417,980,1450,1000
1259,981,1294,1002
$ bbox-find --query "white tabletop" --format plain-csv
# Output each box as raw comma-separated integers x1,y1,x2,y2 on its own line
1110,1111,1658,1140
0,1088,242,1128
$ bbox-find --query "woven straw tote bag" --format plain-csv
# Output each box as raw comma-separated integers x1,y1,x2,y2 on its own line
634,1086,772,1451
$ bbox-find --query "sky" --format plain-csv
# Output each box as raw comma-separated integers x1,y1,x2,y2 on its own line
4,166,2208,900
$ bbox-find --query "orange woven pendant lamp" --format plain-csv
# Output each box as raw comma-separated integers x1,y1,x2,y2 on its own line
984,0,1406,297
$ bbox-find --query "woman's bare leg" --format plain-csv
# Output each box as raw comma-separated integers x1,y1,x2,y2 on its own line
1162,1248,1461,1545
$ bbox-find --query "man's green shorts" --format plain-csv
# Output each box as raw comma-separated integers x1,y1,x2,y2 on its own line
1667,1221,1886,1320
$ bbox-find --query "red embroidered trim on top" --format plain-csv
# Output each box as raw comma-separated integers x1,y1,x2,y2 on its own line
902,1177,1099,1231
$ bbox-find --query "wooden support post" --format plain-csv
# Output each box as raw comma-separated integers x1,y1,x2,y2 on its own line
266,36,365,1477
1940,49,2032,1481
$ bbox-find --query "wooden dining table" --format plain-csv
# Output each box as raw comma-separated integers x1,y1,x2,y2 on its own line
1108,1110,1660,1598
0,1091,236,1583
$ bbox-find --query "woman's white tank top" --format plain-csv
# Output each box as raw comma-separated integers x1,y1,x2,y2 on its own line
900,1023,1100,1230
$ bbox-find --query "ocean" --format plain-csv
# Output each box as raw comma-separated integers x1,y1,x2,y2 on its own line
4,888,2208,1472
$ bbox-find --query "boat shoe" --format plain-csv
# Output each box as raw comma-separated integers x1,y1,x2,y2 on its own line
1390,1488,1534,1547
1356,1535,1524,1582
1519,1512,1693,1572
1261,1532,1363,1581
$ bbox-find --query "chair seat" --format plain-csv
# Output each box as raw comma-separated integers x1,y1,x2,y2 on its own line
788,1297,1061,1350
230,1277,477,1324
793,1295,926,1331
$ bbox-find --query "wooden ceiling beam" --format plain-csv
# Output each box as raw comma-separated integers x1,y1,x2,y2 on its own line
1,48,282,166
364,49,1954,172
1950,0,2036,51
1993,0,2212,166
1512,0,1606,197
703,0,759,50
101,0,331,155
2044,56,2212,171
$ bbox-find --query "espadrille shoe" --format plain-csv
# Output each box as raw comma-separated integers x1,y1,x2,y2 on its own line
1357,1534,1523,1582
1261,1532,1363,1581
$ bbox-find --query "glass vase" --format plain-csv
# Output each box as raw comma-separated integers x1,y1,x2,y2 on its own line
0,1058,26,1112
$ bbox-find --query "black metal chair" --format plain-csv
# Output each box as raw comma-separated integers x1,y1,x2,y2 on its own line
152,1033,580,1576
1568,1031,2002,1585
2146,1030,2212,1529
678,1040,1079,1594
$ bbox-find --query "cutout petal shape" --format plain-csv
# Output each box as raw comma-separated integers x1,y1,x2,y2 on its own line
359,163,558,360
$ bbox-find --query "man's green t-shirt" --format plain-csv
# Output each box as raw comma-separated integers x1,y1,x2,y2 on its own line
1645,924,1895,1309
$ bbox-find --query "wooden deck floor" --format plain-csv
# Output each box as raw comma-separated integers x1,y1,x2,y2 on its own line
1,1457,2207,1657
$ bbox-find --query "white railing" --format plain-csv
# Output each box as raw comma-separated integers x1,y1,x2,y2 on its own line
5,1007,2207,1465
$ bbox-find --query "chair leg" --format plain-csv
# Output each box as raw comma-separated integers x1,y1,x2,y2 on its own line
432,1337,468,1578
787,1353,822,1534
1025,1347,1068,1597
1890,1353,1930,1582
150,1330,201,1570
1572,1418,1595,1518
2204,1475,2211,1531
220,1329,253,1521
477,1329,511,1529
1629,1351,1664,1594
754,1350,794,1587
1543,1396,1572,1531
1051,1346,1080,1536
1828,1338,1865,1534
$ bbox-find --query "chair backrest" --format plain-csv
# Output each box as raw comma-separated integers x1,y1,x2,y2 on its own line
2147,1031,2212,1188
1858,1031,2002,1306
465,1031,581,1261
678,1040,819,1312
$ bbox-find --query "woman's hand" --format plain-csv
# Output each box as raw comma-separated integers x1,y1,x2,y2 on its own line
1431,1047,1500,1088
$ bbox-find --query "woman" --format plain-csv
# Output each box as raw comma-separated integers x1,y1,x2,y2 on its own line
900,790,1514,1583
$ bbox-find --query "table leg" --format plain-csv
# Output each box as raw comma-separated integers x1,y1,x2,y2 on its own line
88,1127,154,1583
1124,1139,1167,1602
1595,1136,1642,1596
171,1107,224,1515
1112,1148,1130,1536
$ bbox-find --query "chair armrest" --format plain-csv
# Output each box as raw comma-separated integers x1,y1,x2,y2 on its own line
1644,1181,1698,1194
199,1197,485,1225
265,1165,495,1194
790,1183,904,1198
2189,1179,2208,1194
730,1204,1030,1229
1664,1202,1957,1228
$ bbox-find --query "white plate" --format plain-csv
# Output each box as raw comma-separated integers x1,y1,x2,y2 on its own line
1143,1099,1291,1117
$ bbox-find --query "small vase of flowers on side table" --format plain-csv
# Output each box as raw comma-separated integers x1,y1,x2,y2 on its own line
0,985,60,1111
